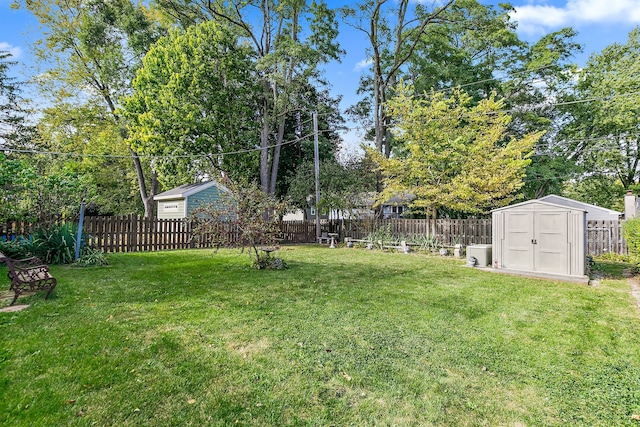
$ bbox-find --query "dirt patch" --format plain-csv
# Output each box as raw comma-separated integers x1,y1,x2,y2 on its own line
228,338,270,359
630,278,640,308
0,304,29,313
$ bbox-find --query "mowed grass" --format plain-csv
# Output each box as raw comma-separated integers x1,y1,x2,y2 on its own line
1,246,639,426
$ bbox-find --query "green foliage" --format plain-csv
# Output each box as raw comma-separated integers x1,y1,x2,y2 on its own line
17,0,166,217
371,85,542,216
562,175,625,213
4,223,107,265
74,246,109,267
623,217,640,261
189,180,291,268
27,223,78,265
0,239,30,259
0,50,33,148
286,156,376,214
123,20,260,187
562,28,640,189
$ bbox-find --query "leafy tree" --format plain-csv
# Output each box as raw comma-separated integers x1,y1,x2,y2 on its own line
340,0,455,161
154,0,343,194
0,50,32,148
0,153,95,223
286,156,375,217
562,175,625,212
408,0,523,98
35,102,142,215
502,28,582,199
17,0,167,217
189,180,290,269
123,20,260,189
0,154,36,222
561,28,640,191
369,85,542,220
275,85,346,198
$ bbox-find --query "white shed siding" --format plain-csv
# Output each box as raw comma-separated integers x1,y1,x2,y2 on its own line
157,199,186,219
491,200,587,281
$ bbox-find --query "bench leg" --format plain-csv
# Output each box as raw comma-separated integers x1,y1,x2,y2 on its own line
45,282,57,300
10,290,20,306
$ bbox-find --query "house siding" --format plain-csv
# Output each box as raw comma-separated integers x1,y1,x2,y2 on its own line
157,199,186,219
186,185,227,216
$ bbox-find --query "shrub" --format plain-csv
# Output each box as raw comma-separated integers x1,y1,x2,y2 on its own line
622,218,640,261
27,223,78,265
74,246,109,267
0,238,31,259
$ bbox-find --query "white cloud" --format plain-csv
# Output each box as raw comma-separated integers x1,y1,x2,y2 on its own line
0,42,22,59
511,0,640,35
354,58,372,72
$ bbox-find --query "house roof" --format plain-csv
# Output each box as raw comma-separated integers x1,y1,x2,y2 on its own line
153,180,230,201
537,194,621,216
357,192,414,207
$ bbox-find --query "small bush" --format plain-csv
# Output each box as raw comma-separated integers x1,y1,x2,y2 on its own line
622,218,640,261
0,239,31,259
27,223,78,264
252,254,287,270
74,246,108,267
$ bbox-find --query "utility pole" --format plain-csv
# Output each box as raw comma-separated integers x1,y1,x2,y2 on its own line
313,111,321,241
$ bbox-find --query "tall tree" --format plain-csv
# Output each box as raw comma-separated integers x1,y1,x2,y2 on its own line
0,50,32,148
155,0,343,194
158,0,341,194
369,85,542,220
17,0,166,217
340,0,455,161
35,102,142,215
275,84,345,198
562,28,640,191
502,28,582,199
123,21,260,189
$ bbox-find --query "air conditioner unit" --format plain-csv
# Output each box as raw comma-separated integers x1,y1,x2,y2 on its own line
467,244,492,267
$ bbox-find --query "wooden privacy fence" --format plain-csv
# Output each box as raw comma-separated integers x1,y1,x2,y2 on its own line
0,216,628,256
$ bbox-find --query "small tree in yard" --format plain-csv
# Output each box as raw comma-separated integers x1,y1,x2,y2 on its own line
190,180,290,269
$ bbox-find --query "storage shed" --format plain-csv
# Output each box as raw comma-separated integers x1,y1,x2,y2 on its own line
154,180,230,220
491,200,588,283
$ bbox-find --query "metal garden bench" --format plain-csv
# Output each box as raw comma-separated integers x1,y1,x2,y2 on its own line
0,251,57,306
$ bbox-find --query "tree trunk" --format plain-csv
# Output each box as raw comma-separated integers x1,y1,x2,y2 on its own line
269,120,286,195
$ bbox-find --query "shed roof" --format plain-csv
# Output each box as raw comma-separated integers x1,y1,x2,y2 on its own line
537,194,621,217
491,198,587,213
154,180,230,201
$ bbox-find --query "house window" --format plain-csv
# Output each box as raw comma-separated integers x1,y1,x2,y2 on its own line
392,206,403,214
163,203,179,212
310,207,316,216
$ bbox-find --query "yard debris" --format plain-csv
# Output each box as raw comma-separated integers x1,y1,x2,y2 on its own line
342,372,352,381
187,399,196,405
632,413,640,420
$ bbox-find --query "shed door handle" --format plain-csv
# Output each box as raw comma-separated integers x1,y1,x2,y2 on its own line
531,239,537,244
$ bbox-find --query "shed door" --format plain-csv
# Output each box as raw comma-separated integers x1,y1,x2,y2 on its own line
534,211,569,275
504,212,534,271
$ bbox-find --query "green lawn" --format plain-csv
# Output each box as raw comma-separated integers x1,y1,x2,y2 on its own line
1,246,639,426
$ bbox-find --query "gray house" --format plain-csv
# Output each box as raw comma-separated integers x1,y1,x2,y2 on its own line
154,181,230,219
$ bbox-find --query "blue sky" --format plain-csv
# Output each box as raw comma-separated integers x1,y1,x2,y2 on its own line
1,0,640,152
